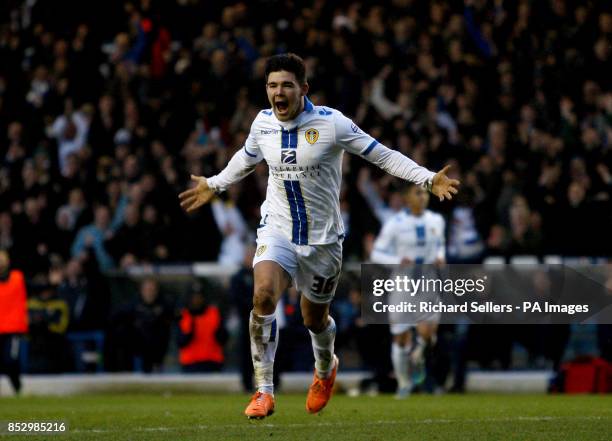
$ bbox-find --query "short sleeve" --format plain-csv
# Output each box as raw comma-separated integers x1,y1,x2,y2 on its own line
334,112,379,156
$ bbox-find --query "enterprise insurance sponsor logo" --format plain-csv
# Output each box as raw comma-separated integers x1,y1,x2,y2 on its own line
269,164,322,180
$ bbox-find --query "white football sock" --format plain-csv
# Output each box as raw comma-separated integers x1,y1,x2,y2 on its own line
249,310,278,395
429,333,438,347
309,316,336,379
392,342,413,390
416,334,426,347
411,334,427,363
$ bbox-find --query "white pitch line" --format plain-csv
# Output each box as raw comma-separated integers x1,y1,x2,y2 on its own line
68,415,610,434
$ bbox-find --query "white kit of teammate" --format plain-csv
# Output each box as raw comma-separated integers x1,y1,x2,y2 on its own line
371,209,445,266
371,187,446,398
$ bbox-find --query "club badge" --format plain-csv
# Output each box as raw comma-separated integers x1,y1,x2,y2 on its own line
256,245,267,257
305,128,319,144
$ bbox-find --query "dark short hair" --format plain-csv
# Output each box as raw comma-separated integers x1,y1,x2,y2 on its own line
265,53,307,84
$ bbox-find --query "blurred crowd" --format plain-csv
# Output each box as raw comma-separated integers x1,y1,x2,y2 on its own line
1,0,611,280
0,0,611,380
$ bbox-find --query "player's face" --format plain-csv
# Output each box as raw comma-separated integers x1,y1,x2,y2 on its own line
266,71,308,121
405,186,429,214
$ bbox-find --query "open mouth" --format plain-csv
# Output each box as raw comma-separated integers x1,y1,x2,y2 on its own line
275,98,289,113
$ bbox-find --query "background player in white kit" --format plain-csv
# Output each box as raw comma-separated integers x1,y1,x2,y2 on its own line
179,54,459,418
371,183,446,398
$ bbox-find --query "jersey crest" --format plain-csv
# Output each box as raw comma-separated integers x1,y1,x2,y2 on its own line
305,128,319,144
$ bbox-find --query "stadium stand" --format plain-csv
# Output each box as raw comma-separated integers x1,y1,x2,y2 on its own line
0,0,610,384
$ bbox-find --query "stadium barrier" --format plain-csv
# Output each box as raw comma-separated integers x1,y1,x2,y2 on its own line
0,371,552,397
104,259,603,370
12,258,602,396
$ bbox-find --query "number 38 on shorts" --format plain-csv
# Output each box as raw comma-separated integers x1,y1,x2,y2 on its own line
253,226,343,304
311,275,338,295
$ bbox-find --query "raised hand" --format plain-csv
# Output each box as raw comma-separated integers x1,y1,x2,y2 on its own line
431,165,460,201
179,175,215,213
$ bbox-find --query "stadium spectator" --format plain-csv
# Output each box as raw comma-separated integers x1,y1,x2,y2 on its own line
2,0,609,270
229,245,255,391
71,205,115,271
0,250,28,393
57,259,94,332
178,282,226,372
357,168,403,224
27,283,70,373
211,186,251,266
0,0,610,375
131,278,172,373
332,284,365,357
105,202,146,268
46,100,91,177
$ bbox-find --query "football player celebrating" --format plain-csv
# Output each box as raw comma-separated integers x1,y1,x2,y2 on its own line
179,53,459,418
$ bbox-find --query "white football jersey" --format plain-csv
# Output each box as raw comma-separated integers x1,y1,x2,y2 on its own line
371,209,446,264
207,97,435,245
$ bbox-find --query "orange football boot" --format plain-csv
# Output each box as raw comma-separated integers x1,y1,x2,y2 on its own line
306,355,339,414
244,391,275,419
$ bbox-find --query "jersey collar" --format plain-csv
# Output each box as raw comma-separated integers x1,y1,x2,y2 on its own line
304,96,314,112
405,208,426,218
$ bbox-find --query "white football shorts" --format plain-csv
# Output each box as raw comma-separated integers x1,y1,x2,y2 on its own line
390,323,413,335
252,226,343,304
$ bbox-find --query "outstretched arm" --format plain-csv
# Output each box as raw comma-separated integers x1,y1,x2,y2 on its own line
334,112,459,201
179,175,215,213
367,145,459,201
206,144,262,193
179,118,263,213
429,165,460,202
179,146,261,213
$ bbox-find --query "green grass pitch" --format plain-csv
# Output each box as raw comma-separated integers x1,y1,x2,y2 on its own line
1,393,611,440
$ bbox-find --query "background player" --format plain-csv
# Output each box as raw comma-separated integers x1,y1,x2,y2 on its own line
179,53,459,418
371,183,446,398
